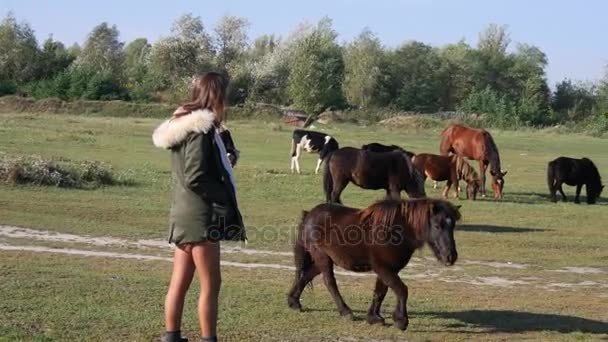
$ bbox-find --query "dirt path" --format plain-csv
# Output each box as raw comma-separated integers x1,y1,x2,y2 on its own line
1,225,607,292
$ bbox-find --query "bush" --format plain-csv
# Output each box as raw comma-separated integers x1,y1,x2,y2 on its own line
0,79,17,96
0,155,132,188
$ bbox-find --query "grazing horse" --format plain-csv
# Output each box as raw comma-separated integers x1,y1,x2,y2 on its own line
219,127,239,167
361,143,416,159
287,198,461,330
324,147,425,204
291,129,339,174
547,157,604,204
439,124,507,199
413,153,480,200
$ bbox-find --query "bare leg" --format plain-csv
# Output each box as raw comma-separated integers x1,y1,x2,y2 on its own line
366,277,388,325
165,246,196,332
191,242,222,338
375,267,409,331
574,184,582,204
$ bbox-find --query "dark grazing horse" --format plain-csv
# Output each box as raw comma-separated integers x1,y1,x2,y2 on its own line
287,198,461,331
547,157,604,204
324,147,425,203
440,124,507,199
413,153,480,200
361,143,416,159
291,129,339,174
219,127,239,167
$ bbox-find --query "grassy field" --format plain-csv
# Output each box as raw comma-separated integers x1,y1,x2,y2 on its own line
0,112,607,341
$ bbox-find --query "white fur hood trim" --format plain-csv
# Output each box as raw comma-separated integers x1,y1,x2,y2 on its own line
152,109,216,149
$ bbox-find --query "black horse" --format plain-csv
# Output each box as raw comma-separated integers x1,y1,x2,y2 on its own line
547,157,604,204
324,147,426,204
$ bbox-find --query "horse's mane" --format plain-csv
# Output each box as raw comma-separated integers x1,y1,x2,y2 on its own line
482,131,502,176
452,155,479,182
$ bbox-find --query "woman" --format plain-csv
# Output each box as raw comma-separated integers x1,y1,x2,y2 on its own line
153,72,246,342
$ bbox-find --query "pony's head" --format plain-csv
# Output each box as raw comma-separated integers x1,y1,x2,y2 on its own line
490,170,507,199
426,200,461,266
465,179,480,200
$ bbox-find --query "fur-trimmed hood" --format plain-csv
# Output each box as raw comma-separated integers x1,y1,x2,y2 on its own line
152,109,216,149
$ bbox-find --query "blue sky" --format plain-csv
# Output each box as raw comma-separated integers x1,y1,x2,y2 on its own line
1,0,607,85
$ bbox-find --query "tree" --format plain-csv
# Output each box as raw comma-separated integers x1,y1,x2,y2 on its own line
0,13,40,84
390,41,443,111
437,40,475,110
75,22,124,77
552,79,597,120
214,16,249,71
149,14,214,86
288,17,345,114
343,28,384,108
39,36,75,79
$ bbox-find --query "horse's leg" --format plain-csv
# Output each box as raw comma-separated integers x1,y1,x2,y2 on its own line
287,265,321,310
442,182,450,199
366,277,388,325
294,143,303,174
433,181,438,189
574,184,582,204
331,177,348,204
314,158,323,175
375,267,409,330
557,182,567,202
387,184,400,200
479,160,487,197
316,255,353,319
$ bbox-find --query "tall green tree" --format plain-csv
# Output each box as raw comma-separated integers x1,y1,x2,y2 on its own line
75,22,124,77
214,15,249,71
149,14,214,87
437,40,475,110
0,13,40,84
288,17,345,114
39,36,75,79
343,28,384,108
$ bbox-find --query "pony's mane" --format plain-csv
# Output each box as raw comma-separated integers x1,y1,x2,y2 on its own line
483,131,502,176
453,155,479,182
359,199,434,240
582,158,603,196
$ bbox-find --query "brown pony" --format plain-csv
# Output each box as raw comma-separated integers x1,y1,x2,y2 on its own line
287,198,461,331
413,153,480,200
439,123,507,199
324,147,426,204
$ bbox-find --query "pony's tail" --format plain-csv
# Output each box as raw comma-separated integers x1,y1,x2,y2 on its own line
323,155,334,202
547,161,556,193
294,210,313,289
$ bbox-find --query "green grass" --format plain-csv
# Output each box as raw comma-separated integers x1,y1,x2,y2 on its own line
0,113,607,341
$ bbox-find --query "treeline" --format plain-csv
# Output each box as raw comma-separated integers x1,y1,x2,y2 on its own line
1,13,607,131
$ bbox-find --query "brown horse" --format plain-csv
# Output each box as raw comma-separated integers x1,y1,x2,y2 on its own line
439,123,507,199
412,153,481,200
324,147,426,204
287,198,461,330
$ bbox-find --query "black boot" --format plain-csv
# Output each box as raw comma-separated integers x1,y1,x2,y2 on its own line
161,331,188,342
199,337,217,342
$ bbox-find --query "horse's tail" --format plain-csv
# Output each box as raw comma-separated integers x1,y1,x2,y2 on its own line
547,161,556,192
323,155,334,202
294,210,313,289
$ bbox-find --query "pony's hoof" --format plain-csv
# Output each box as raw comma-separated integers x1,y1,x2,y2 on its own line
394,318,409,331
287,297,302,311
366,314,385,325
340,310,355,321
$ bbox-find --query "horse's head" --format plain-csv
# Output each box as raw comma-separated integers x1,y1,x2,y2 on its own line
587,184,604,204
490,170,507,199
427,200,461,266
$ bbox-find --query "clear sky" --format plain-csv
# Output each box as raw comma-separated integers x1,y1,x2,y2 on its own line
1,0,607,86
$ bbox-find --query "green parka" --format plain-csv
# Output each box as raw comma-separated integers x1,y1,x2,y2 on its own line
153,109,245,244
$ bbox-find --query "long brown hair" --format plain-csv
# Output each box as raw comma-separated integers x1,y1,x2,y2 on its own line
180,72,228,124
